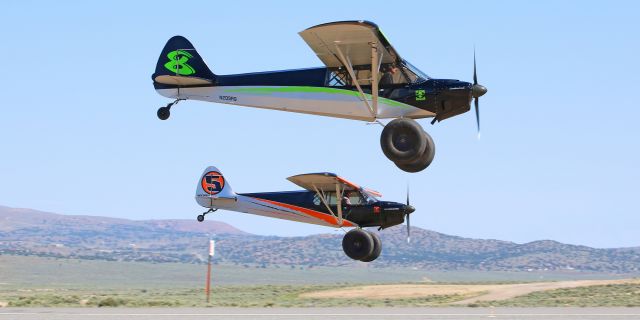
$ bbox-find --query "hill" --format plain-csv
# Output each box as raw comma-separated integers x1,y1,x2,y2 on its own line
1,205,639,272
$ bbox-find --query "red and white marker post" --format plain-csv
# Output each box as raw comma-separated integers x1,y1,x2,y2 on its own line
206,239,215,303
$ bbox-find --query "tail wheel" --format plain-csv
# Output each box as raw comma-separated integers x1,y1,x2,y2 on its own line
360,231,382,262
157,106,171,120
342,229,374,261
395,131,435,173
380,118,427,164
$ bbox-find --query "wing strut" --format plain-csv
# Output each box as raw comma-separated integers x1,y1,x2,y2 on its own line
312,185,334,216
335,183,344,226
333,42,379,120
311,184,343,226
371,42,379,119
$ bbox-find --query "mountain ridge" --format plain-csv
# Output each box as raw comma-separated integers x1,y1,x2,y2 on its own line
1,205,638,272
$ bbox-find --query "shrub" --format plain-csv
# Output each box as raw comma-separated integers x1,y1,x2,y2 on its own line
97,297,126,307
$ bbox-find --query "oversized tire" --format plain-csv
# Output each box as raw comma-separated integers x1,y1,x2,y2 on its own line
380,118,427,164
360,231,382,262
395,131,436,173
342,229,374,261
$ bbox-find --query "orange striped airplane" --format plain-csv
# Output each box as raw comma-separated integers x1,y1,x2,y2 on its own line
195,166,415,262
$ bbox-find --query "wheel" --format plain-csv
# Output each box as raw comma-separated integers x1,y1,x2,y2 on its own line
157,106,170,120
342,229,374,261
394,131,436,173
360,231,382,262
380,118,427,164
196,214,205,222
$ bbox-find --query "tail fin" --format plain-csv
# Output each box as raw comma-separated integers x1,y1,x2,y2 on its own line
195,166,236,207
153,36,216,87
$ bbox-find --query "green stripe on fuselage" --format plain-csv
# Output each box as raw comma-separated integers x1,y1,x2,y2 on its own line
223,86,411,109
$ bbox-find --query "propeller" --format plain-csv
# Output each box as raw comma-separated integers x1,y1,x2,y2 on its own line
404,184,415,243
471,49,488,137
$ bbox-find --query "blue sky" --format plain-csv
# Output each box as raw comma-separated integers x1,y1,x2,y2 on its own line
1,1,638,248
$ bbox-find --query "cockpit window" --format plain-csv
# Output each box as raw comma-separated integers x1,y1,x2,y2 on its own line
360,188,378,204
325,60,429,87
343,191,365,205
326,69,348,86
320,190,372,206
379,61,429,86
402,60,430,83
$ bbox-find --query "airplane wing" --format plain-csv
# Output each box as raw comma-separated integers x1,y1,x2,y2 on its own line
288,172,356,192
299,20,403,119
299,20,401,69
287,172,380,196
287,172,382,226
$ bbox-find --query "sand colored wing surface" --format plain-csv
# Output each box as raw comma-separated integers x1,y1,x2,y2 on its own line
287,172,381,197
299,20,400,68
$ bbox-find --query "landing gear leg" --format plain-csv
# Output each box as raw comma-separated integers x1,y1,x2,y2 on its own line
197,208,217,222
157,99,185,120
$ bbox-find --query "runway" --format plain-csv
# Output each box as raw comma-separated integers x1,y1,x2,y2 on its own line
2,308,640,320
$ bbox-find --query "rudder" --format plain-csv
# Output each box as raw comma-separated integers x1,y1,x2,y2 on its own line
195,166,236,208
153,36,216,87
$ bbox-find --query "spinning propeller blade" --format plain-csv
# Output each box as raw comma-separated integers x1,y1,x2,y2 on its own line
475,96,480,137
473,50,478,85
471,49,487,138
407,213,410,244
406,184,411,244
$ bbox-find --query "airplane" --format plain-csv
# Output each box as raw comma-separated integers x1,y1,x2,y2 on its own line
152,20,487,172
195,166,415,262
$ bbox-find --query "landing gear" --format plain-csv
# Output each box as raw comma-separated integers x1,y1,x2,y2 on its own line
157,99,185,120
360,231,382,262
196,208,217,222
157,105,171,120
342,229,382,262
380,118,435,173
394,131,435,173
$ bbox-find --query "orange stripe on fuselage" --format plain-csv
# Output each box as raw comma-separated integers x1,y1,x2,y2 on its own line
252,198,355,227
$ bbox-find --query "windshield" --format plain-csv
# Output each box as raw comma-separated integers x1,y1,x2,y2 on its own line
360,188,379,204
402,59,430,83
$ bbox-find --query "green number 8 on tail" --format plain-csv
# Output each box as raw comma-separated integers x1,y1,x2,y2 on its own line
164,50,196,76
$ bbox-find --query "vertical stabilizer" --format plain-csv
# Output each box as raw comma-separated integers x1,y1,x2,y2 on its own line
195,166,236,208
152,36,216,87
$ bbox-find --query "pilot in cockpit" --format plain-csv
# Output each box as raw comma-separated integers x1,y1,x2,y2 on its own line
380,65,399,87
342,192,352,207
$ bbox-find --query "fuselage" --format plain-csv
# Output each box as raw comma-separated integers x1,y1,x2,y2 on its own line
154,65,474,122
196,189,408,229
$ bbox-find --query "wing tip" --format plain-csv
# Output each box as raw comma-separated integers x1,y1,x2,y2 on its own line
302,20,379,32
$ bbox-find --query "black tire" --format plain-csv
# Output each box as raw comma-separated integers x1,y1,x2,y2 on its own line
196,214,205,222
395,131,436,173
342,229,374,261
360,231,382,262
380,118,427,164
157,107,170,120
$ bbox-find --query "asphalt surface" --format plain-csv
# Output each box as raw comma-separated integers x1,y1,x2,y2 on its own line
2,308,640,320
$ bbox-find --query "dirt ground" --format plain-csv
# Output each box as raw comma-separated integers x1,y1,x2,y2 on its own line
301,279,640,304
